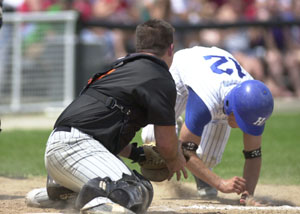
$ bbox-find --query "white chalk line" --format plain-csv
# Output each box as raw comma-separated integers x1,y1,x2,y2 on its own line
150,204,300,212
183,204,300,210
25,213,76,214
25,205,300,213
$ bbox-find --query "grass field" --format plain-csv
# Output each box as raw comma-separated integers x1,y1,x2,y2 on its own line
0,111,299,185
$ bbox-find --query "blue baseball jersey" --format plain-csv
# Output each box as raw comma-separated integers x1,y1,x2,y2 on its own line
170,46,253,167
142,46,254,168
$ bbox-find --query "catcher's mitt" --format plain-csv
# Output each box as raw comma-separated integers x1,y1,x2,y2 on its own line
138,142,167,169
140,167,169,182
138,141,198,182
138,142,169,182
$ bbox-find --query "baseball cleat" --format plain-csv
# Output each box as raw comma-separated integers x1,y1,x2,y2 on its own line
197,186,218,198
25,187,76,208
25,187,65,208
194,176,218,198
80,197,134,214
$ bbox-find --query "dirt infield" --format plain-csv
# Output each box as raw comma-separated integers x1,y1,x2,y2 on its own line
1,176,300,214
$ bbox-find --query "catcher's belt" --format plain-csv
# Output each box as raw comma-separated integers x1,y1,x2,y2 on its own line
85,88,131,115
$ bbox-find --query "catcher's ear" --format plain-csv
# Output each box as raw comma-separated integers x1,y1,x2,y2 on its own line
169,43,174,56
167,44,174,57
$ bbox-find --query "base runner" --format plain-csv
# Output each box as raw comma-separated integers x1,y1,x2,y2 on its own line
142,45,274,205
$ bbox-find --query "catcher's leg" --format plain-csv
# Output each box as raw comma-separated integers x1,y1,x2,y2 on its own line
47,174,76,200
75,170,153,214
46,127,144,211
45,127,133,192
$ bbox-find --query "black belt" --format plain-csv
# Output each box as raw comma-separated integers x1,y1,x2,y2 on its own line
85,88,131,115
54,126,71,132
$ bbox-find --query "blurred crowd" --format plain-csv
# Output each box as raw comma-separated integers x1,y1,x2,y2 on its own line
2,0,300,98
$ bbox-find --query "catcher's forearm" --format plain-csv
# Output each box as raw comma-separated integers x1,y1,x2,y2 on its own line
118,144,132,158
154,125,179,161
243,157,261,195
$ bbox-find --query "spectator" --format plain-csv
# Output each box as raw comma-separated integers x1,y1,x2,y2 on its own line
0,0,25,99
215,3,267,82
253,0,295,97
89,0,139,58
282,0,300,98
141,0,171,21
16,0,79,99
169,0,216,49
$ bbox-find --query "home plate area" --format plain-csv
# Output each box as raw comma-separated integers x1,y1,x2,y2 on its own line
1,176,300,214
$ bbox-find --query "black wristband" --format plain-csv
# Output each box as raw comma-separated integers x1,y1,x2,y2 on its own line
129,142,144,162
243,147,261,159
181,141,198,161
181,141,198,152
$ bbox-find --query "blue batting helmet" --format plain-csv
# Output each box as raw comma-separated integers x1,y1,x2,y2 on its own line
224,80,274,136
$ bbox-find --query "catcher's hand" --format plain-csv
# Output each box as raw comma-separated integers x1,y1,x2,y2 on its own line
138,142,169,182
138,141,196,182
138,142,167,170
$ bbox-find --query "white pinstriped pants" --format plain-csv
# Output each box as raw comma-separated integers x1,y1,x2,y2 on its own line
196,121,231,169
45,127,132,193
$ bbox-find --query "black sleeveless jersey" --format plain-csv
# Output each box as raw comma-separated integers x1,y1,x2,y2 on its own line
54,54,176,154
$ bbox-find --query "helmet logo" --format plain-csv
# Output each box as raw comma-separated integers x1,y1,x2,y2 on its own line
253,117,266,126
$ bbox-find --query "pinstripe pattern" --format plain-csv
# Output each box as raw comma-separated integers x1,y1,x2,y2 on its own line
142,46,253,169
141,124,155,144
197,121,231,168
45,128,132,192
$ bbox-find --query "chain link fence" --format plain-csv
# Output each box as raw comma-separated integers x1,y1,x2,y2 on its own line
0,11,78,113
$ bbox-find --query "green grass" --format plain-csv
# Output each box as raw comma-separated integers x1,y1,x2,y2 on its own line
214,112,300,185
0,112,299,185
257,112,300,184
0,130,49,177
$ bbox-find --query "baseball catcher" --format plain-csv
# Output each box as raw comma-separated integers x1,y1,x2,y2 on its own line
25,19,187,214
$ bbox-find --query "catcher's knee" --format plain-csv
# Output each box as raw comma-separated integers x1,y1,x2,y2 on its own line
75,170,153,213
